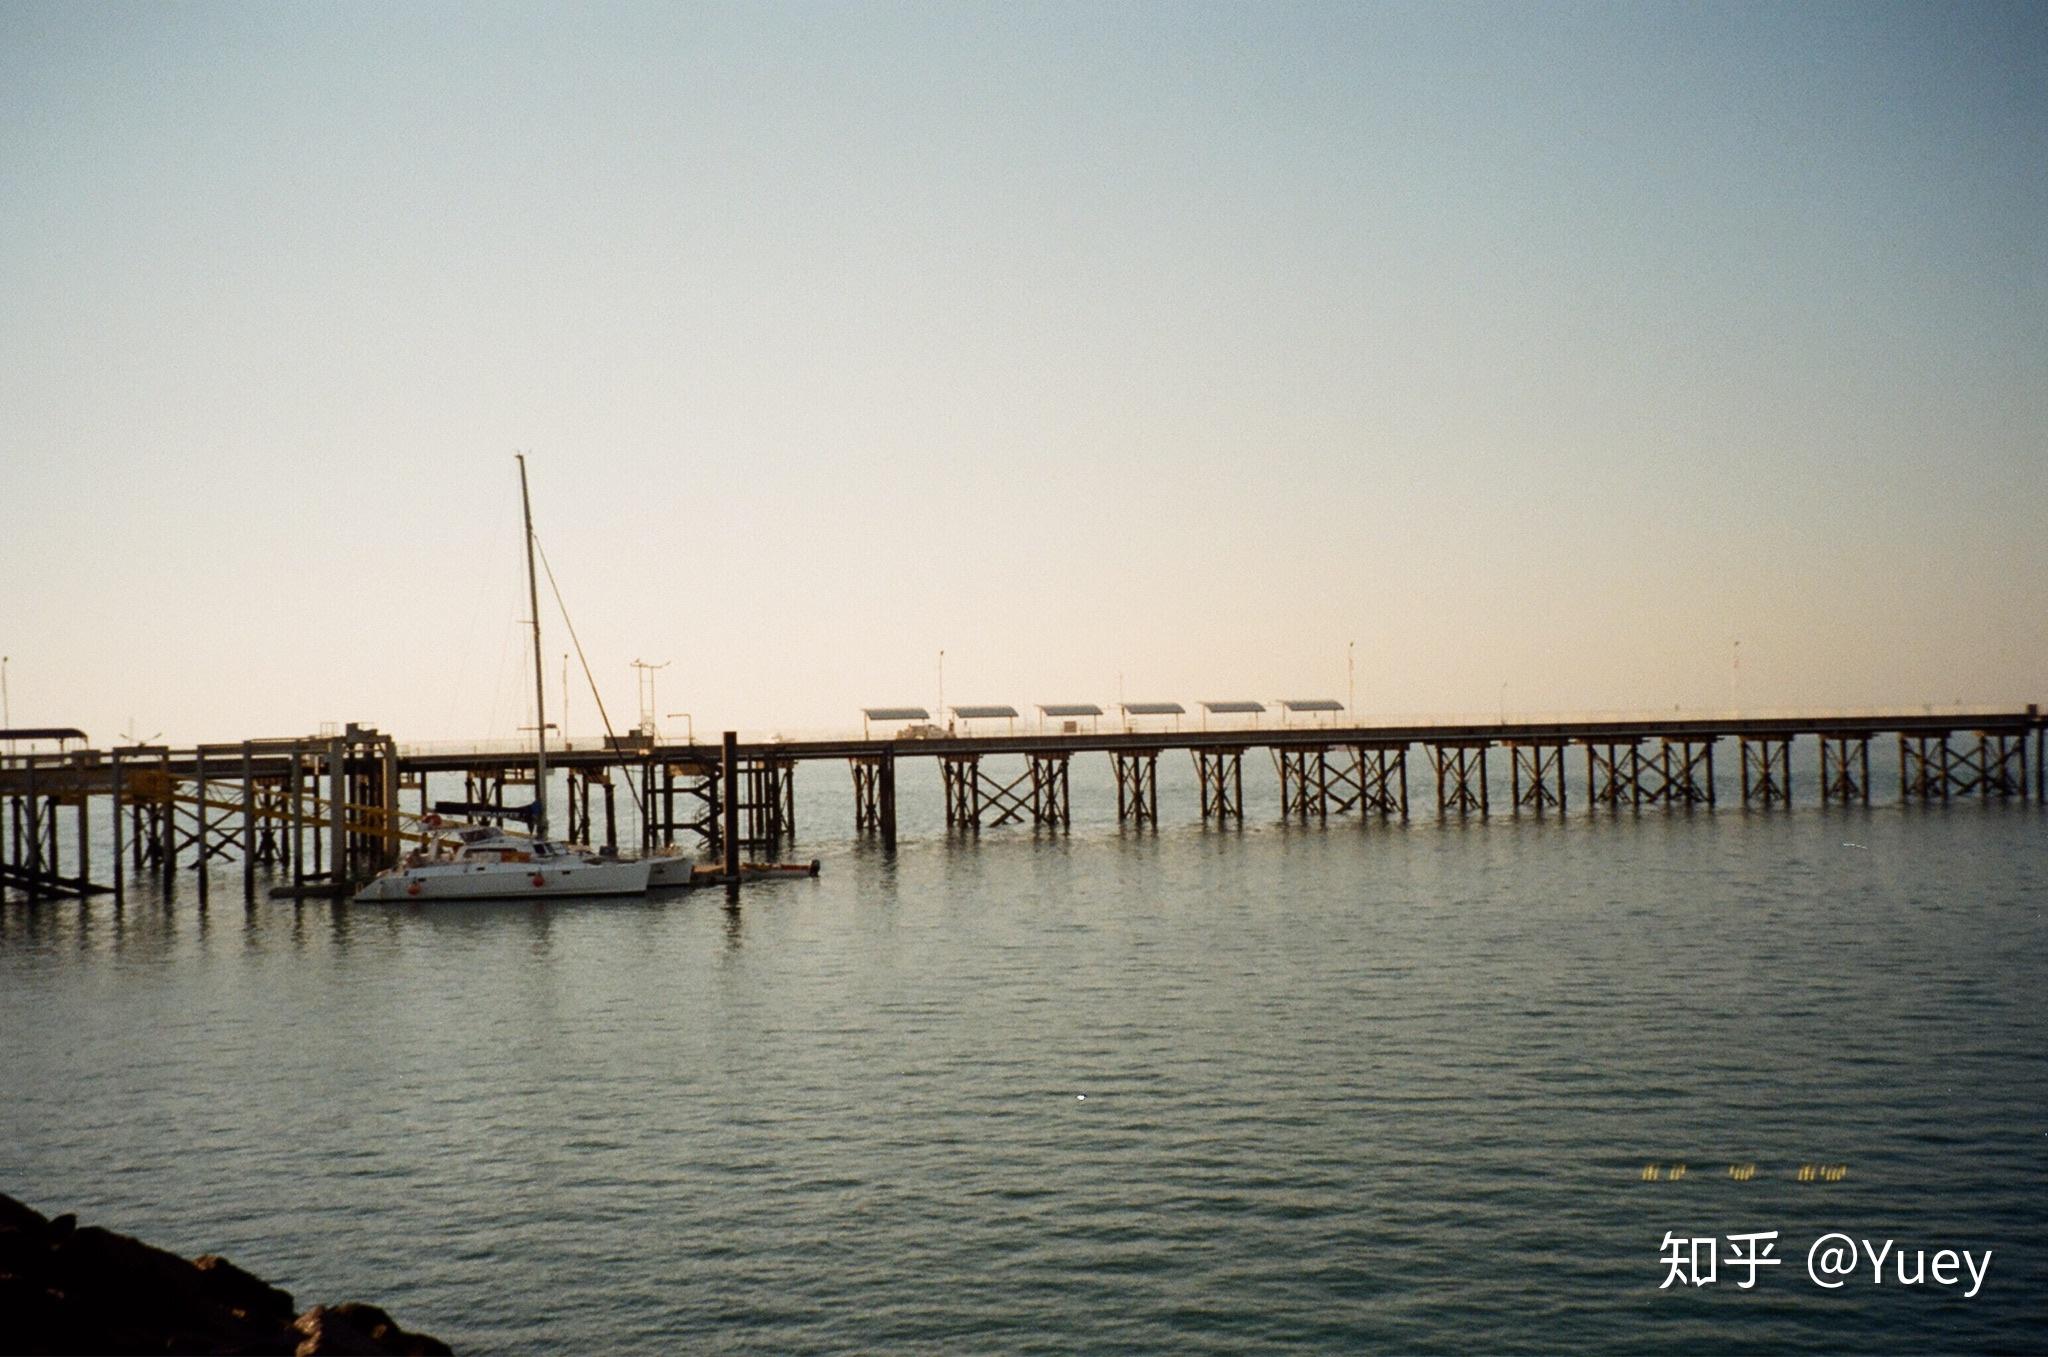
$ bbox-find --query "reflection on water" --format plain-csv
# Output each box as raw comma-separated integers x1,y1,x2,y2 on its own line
2,770,2044,1355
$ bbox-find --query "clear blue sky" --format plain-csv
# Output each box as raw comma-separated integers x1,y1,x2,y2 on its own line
2,1,2043,742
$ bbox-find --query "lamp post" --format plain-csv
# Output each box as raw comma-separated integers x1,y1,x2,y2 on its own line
1348,640,1355,720
938,649,946,732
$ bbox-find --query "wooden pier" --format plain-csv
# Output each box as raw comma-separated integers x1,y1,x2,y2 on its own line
2,708,2040,904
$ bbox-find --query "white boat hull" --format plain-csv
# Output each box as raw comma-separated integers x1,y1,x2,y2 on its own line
354,856,651,902
645,852,700,889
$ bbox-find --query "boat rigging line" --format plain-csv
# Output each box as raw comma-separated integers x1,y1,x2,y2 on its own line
532,534,647,820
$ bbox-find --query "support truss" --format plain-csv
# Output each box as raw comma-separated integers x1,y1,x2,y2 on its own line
1430,741,1490,817
1507,741,1567,814
1275,747,1330,820
1639,738,1715,808
1353,743,1409,818
1904,731,2031,802
1898,732,1953,801
1193,747,1246,823
1030,754,1071,829
1113,750,1160,826
1583,741,1643,809
735,757,796,848
565,766,619,851
1740,736,1791,807
2,785,108,901
851,757,882,833
1819,736,1871,805
941,754,981,829
1273,746,1368,819
938,754,1065,830
1973,731,2029,799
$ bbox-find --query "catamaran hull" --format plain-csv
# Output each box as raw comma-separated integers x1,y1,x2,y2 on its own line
353,859,652,902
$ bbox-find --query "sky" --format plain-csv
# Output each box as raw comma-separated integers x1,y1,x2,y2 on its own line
2,0,2044,745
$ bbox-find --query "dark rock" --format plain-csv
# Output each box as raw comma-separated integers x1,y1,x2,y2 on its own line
195,1253,298,1323
294,1304,385,1356
0,1194,49,1234
327,1302,452,1357
0,1193,450,1355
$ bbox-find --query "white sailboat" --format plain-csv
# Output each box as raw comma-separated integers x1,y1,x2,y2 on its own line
354,457,651,903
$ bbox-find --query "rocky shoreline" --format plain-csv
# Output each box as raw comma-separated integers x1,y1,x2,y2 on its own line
0,1193,450,1355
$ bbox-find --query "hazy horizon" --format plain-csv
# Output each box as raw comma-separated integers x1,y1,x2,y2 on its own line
4,0,2044,746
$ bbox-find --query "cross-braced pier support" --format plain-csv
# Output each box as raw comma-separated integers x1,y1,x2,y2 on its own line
565,767,618,851
1274,747,1369,819
1639,737,1716,808
1275,747,1333,820
117,725,401,900
734,756,796,849
941,754,981,829
1975,731,2029,799
1194,748,1246,823
1898,732,1953,801
1354,743,1409,818
1030,754,1071,829
938,755,1058,830
851,757,881,832
1507,741,1567,814
1429,741,1490,817
1905,731,2031,802
1819,736,1872,805
1958,731,2028,799
1583,740,1643,809
1740,736,1792,807
1,761,108,902
1113,750,1160,826
849,747,901,845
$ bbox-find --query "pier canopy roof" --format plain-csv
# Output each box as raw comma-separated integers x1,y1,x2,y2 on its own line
1037,704,1104,718
861,707,930,722
1201,701,1265,715
1121,702,1185,716
951,705,1019,720
1281,699,1345,713
0,727,88,743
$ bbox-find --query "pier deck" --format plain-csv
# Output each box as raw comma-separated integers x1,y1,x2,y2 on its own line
2,708,2039,903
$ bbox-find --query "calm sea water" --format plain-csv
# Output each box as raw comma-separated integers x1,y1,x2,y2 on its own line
3,747,2044,1353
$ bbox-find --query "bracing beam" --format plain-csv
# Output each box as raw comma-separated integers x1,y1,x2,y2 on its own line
1507,741,1567,814
1430,741,1490,817
1354,743,1409,819
1819,736,1871,805
1740,736,1791,807
1193,747,1245,823
1639,738,1715,808
1584,740,1643,809
1113,750,1160,826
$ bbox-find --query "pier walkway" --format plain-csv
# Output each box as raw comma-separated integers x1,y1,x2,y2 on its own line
2,708,2040,903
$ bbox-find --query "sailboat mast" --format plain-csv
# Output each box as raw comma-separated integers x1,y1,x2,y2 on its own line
516,453,550,841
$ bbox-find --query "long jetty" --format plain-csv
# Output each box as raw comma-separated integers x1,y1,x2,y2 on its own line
1,708,2040,904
